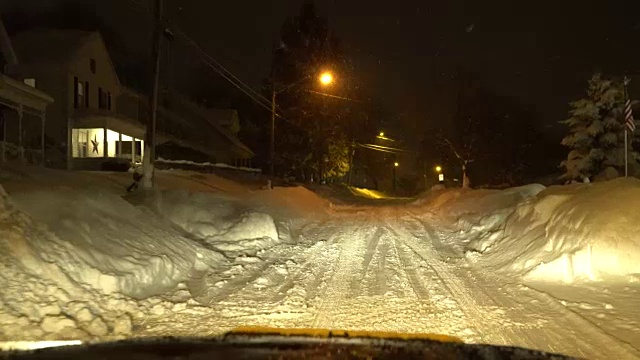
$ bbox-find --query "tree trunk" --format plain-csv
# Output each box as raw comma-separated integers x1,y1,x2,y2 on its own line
462,163,471,188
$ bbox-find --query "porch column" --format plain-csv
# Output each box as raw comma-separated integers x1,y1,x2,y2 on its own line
67,117,72,170
1,112,6,162
131,137,135,162
41,114,46,165
103,128,107,158
17,104,23,162
117,133,122,157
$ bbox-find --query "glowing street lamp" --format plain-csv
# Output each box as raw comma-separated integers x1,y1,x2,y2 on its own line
270,70,336,180
379,131,385,137
394,162,399,167
319,71,334,86
435,165,444,183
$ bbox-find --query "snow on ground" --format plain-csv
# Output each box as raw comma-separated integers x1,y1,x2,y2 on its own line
149,190,279,257
2,164,640,358
0,164,330,342
156,157,262,173
423,178,640,283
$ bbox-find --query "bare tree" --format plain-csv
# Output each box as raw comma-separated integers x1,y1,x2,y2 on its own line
440,135,474,188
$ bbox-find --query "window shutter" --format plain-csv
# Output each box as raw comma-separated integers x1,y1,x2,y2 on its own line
85,82,89,107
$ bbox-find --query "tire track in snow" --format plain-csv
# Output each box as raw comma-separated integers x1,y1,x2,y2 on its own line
370,235,391,296
194,220,333,305
267,236,334,302
311,223,375,329
385,218,487,341
352,227,384,295
384,227,431,301
399,211,639,358
519,283,640,358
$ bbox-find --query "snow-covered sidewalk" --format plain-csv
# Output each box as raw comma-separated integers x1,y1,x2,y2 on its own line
1,165,639,359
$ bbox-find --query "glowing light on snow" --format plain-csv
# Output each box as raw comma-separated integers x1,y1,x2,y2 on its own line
0,340,82,351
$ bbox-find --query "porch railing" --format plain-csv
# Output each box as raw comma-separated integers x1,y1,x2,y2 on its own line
0,141,43,165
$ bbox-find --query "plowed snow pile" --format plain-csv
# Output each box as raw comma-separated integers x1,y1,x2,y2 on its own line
425,179,640,282
473,178,640,282
0,185,301,341
149,190,279,257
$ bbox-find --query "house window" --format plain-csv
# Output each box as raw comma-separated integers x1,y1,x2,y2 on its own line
98,87,108,109
72,128,103,158
90,58,96,74
74,77,84,109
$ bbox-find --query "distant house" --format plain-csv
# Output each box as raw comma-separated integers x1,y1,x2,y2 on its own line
118,88,254,168
7,29,143,169
6,28,254,170
0,19,54,164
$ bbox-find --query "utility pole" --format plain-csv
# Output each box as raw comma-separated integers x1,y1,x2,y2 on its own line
624,77,631,178
270,88,276,183
347,146,355,186
142,0,163,189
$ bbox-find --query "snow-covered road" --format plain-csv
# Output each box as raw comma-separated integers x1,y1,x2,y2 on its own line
137,206,640,359
3,168,640,359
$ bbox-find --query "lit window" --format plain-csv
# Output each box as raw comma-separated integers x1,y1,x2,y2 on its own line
71,128,104,158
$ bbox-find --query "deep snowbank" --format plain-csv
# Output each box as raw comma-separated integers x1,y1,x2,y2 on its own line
0,184,299,340
432,179,640,282
416,185,545,254
0,185,146,339
149,190,280,257
10,188,227,299
248,186,331,219
470,178,640,282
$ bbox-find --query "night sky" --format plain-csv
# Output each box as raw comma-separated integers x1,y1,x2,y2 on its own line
3,0,640,150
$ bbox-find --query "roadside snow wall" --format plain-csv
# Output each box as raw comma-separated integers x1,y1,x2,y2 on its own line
149,190,280,257
0,185,180,340
10,188,227,299
468,178,640,282
440,179,640,282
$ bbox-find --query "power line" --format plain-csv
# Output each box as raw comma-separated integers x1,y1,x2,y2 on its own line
167,22,273,106
306,89,361,102
126,0,275,113
357,143,400,154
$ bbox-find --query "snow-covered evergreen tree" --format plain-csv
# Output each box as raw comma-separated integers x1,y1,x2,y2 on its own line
560,73,640,181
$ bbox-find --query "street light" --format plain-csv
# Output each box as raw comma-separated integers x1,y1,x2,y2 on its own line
392,161,399,193
319,71,334,85
270,71,335,181
435,165,444,183
379,131,385,137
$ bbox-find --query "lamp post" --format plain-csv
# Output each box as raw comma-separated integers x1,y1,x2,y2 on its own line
393,161,399,193
435,165,444,184
270,71,334,182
